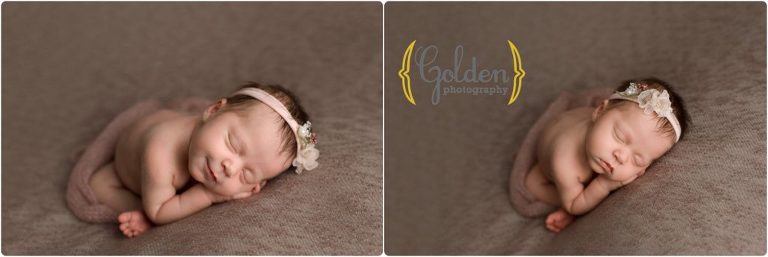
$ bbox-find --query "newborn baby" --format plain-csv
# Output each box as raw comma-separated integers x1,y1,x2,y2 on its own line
88,83,319,237
524,78,689,232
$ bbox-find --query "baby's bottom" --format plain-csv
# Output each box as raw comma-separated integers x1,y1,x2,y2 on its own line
89,162,151,238
524,163,561,206
524,163,574,232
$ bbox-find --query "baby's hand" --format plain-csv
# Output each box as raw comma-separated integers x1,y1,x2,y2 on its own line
204,189,253,203
595,174,638,192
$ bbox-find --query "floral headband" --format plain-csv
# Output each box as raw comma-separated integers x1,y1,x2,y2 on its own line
608,82,682,143
231,88,319,174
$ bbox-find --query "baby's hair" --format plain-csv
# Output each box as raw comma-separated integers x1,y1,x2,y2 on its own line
607,77,691,141
222,82,310,165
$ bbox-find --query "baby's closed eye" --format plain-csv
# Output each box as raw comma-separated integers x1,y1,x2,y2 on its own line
613,128,623,143
226,133,239,153
634,155,645,166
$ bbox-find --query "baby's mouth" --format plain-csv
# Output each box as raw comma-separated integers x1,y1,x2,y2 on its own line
601,159,614,174
206,161,218,183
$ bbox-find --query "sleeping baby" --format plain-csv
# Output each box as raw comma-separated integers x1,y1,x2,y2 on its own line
87,83,319,237
524,78,689,232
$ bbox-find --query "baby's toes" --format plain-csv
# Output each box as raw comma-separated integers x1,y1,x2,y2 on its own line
555,219,573,231
560,216,574,226
134,217,150,231
553,218,565,227
118,212,132,223
121,228,133,238
120,223,130,233
545,222,557,232
134,223,148,233
545,220,554,230
127,217,140,227
546,215,556,225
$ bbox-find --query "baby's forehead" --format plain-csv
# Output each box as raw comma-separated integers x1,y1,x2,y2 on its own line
235,103,283,127
609,104,675,149
227,104,286,147
230,104,293,170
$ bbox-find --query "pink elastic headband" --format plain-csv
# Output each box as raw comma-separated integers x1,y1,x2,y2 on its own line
231,88,319,173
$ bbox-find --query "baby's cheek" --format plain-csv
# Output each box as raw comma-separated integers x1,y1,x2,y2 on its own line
638,166,649,176
584,134,604,153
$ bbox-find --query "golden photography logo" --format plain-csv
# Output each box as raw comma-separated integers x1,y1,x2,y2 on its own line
398,40,526,106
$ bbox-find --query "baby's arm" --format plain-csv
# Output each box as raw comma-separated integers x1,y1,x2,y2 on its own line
140,147,214,225
556,175,613,215
142,182,213,225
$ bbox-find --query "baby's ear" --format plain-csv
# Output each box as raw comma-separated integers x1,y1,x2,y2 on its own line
202,98,228,121
592,99,609,122
252,180,268,193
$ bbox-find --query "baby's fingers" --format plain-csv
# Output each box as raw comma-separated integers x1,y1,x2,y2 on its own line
232,192,253,200
621,175,639,186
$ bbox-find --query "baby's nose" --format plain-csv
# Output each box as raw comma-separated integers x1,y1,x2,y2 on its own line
222,160,234,176
614,150,627,164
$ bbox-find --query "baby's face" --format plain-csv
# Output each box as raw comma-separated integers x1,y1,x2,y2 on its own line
188,99,293,196
585,100,675,182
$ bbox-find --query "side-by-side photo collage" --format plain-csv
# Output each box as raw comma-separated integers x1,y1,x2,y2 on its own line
2,1,765,256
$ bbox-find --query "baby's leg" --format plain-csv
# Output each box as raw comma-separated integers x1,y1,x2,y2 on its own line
89,163,151,237
89,162,142,213
524,163,561,206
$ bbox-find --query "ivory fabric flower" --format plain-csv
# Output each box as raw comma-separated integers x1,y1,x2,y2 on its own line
293,121,320,174
620,83,640,97
300,145,319,168
293,146,319,174
298,122,312,138
637,89,673,118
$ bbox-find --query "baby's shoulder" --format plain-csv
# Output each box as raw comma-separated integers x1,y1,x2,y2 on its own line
549,149,593,186
139,111,191,176
551,107,593,126
547,120,593,184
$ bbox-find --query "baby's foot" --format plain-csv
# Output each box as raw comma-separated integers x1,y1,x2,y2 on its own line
118,210,152,238
545,208,574,233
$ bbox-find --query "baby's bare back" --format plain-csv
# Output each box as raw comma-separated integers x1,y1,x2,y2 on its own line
113,109,194,195
535,107,595,186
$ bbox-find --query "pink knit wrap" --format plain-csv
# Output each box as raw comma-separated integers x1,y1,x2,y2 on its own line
66,98,209,223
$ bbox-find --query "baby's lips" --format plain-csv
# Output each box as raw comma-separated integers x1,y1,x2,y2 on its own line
599,158,613,174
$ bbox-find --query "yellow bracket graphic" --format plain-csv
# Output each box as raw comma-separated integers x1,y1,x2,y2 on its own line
398,40,417,105
507,40,526,105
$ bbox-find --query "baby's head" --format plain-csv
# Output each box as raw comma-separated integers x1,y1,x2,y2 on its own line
586,78,690,182
188,82,318,197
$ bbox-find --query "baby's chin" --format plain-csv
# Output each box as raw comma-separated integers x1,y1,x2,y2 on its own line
190,170,206,184
589,161,605,175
